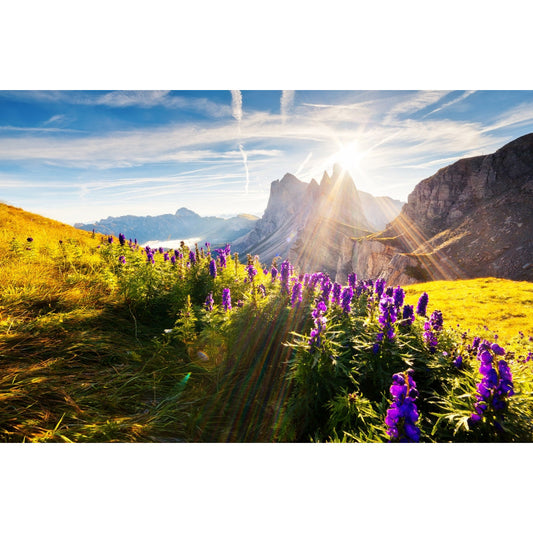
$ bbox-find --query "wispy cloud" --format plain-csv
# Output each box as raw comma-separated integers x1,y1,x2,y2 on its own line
423,90,476,117
281,90,295,124
384,91,450,123
481,102,533,133
230,90,250,193
231,90,243,123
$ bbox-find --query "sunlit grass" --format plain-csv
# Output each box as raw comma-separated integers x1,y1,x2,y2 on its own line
404,277,533,346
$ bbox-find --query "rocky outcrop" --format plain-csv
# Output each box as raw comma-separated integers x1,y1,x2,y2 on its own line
351,132,533,284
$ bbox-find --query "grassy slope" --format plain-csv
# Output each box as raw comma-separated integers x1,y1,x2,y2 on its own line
404,278,533,346
0,204,202,442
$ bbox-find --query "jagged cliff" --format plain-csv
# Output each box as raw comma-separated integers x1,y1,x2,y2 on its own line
233,164,404,279
351,132,533,284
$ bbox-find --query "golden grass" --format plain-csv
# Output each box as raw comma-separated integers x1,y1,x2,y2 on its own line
404,277,533,345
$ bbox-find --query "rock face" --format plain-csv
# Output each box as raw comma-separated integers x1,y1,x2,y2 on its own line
75,209,259,245
351,132,533,284
233,165,404,279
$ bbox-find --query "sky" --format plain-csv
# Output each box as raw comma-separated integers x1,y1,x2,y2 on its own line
1,89,533,225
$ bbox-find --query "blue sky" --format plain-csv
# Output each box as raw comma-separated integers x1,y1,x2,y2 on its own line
1,89,533,224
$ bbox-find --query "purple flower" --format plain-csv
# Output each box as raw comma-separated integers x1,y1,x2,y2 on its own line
348,272,357,289
321,277,332,303
429,310,443,331
309,299,327,349
258,284,266,298
209,259,217,278
164,252,169,261
204,292,214,312
246,264,258,283
107,236,113,244
416,292,429,316
291,282,303,307
332,283,342,306
469,343,514,427
280,260,293,294
189,250,196,265
27,237,33,243
385,371,420,443
402,304,415,325
340,286,353,314
222,288,232,312
159,247,164,254
271,267,278,281
393,286,405,310
171,255,176,265
119,233,126,246
374,278,386,299
423,322,438,353
118,255,126,264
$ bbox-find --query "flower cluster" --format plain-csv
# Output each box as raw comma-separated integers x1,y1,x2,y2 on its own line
423,310,444,353
340,286,353,314
385,370,420,442
204,292,214,312
416,292,429,316
470,342,514,427
209,259,217,278
246,264,257,283
291,282,302,307
222,288,232,312
373,293,398,354
309,300,327,349
280,260,293,294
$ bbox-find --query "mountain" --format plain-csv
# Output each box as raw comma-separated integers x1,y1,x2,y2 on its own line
232,164,404,278
350,133,533,284
75,208,259,245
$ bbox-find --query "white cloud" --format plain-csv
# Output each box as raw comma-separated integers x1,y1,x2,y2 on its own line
280,90,295,123
423,90,476,117
231,90,243,122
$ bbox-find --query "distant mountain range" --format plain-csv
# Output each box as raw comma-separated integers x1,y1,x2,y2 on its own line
75,207,259,245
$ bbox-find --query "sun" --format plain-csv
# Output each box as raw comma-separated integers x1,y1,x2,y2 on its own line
327,140,364,175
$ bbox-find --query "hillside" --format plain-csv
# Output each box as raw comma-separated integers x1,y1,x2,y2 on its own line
1,202,533,444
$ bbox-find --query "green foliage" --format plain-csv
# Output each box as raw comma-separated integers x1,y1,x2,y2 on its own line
1,203,533,443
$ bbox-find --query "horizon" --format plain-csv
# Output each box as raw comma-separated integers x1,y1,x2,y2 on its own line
1,90,533,225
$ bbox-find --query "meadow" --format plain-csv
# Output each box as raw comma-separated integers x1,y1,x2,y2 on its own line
1,203,532,442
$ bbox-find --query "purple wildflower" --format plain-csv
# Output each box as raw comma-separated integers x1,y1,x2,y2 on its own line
332,283,342,306
470,343,514,426
209,259,217,278
291,282,303,307
27,237,33,243
222,288,232,312
159,247,164,254
246,264,258,283
340,286,353,314
118,255,126,265
393,286,405,310
271,266,278,282
416,292,429,316
204,292,214,312
385,371,420,443
164,252,169,261
309,300,327,349
348,272,357,290
402,304,415,325
119,233,126,246
280,260,293,294
171,255,176,265
429,310,443,331
374,278,386,299
107,236,113,244
258,284,266,298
